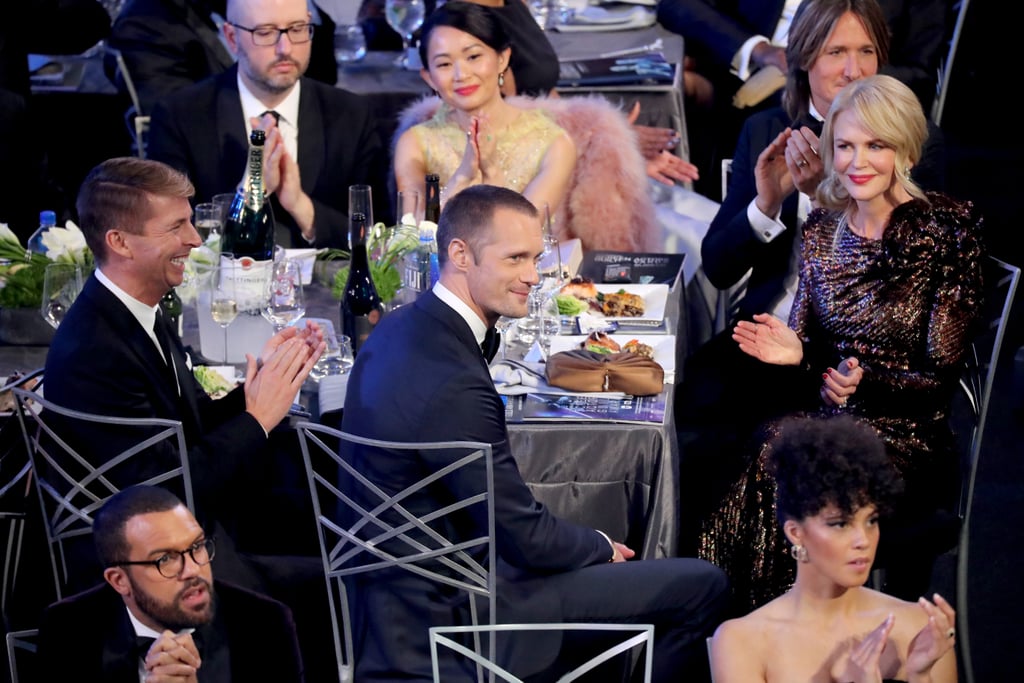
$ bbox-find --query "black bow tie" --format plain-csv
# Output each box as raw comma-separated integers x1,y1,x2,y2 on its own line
481,327,500,362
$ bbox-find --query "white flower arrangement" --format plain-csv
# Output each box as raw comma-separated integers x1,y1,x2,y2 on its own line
0,221,94,308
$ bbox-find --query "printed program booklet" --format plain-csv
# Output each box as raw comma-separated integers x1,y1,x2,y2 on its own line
557,52,675,88
504,390,668,425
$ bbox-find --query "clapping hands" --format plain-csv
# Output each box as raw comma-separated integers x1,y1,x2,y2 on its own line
733,313,803,365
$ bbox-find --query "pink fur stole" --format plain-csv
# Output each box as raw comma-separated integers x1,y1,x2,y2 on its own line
393,95,658,252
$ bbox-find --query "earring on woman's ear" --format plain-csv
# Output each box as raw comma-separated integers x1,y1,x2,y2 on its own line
789,544,809,563
498,71,505,88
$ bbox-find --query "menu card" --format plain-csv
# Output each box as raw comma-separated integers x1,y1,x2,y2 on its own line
504,390,668,425
557,52,674,87
579,251,685,287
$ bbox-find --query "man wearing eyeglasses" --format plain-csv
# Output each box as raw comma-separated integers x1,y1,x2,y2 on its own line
148,0,390,250
36,485,304,682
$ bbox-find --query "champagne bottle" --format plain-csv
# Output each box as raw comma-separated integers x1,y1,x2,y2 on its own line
221,129,275,312
340,211,383,355
421,174,441,288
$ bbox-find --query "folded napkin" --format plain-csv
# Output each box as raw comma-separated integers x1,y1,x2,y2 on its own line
317,373,350,414
490,360,543,395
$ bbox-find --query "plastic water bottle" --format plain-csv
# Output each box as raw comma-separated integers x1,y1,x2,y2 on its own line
27,210,57,255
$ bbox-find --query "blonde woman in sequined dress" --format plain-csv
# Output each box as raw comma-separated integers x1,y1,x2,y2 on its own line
393,1,574,213
700,75,986,611
710,415,959,683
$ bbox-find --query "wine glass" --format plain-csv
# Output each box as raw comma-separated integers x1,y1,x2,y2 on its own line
535,205,564,352
40,263,83,329
208,262,239,364
193,202,222,247
384,0,425,69
262,259,306,332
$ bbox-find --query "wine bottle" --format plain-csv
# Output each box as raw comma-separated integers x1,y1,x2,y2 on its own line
421,173,441,288
159,288,184,337
221,129,275,312
340,211,383,355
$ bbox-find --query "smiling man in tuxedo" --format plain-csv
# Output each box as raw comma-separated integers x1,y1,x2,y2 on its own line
36,485,303,682
148,0,389,250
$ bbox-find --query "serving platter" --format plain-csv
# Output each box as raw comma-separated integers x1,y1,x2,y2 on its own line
558,283,669,324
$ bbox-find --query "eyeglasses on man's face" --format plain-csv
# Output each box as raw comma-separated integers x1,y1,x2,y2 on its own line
230,22,315,46
115,538,216,579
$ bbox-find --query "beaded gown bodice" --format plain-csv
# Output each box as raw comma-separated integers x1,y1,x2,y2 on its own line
411,103,565,194
698,192,986,610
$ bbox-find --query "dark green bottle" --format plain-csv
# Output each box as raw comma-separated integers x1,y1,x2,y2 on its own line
221,129,275,311
340,211,383,355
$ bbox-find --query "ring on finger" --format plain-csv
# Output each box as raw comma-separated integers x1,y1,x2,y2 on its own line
797,159,808,168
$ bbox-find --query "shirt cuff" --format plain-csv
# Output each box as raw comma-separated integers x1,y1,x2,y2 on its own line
732,36,770,81
748,198,786,242
595,530,616,561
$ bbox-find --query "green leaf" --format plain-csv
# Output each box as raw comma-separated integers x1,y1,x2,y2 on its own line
0,263,45,308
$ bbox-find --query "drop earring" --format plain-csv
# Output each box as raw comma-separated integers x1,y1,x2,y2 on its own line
789,544,808,563
498,71,505,88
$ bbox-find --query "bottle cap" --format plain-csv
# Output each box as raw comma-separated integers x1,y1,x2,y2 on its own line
40,210,56,225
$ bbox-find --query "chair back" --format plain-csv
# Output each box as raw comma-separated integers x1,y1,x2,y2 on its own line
5,628,38,683
296,422,496,682
11,385,193,599
429,623,654,683
105,45,149,157
956,255,1019,683
0,370,43,619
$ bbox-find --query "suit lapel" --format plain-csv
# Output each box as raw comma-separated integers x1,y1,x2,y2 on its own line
101,599,144,683
216,67,249,180
296,79,325,197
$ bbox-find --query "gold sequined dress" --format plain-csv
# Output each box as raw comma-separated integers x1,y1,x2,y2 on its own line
410,102,565,195
698,192,987,610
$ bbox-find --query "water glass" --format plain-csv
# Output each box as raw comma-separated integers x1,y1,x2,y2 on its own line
40,263,83,329
261,259,306,332
335,24,367,63
312,333,355,380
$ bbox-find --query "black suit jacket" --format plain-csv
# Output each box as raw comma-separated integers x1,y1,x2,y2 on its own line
700,105,946,320
37,580,303,682
656,0,948,109
340,291,611,680
148,64,388,249
43,274,271,590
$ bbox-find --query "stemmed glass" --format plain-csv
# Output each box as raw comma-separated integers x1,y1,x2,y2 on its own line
385,0,426,69
40,263,83,329
535,205,564,353
208,262,238,364
262,259,306,332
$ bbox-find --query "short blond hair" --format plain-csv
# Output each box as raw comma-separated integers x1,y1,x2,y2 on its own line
76,157,194,264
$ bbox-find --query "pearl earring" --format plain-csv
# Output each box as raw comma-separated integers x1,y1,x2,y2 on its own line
498,71,505,88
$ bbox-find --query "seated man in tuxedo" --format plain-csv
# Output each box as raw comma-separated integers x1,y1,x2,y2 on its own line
148,0,389,250
36,485,303,682
340,184,730,682
107,0,341,116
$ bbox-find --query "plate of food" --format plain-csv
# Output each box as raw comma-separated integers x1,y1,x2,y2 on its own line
547,332,676,383
553,276,669,324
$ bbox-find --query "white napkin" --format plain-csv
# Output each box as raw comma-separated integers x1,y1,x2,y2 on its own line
318,373,350,414
490,361,543,396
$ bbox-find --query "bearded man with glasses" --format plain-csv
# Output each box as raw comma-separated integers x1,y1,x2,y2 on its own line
36,485,304,682
148,0,390,249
